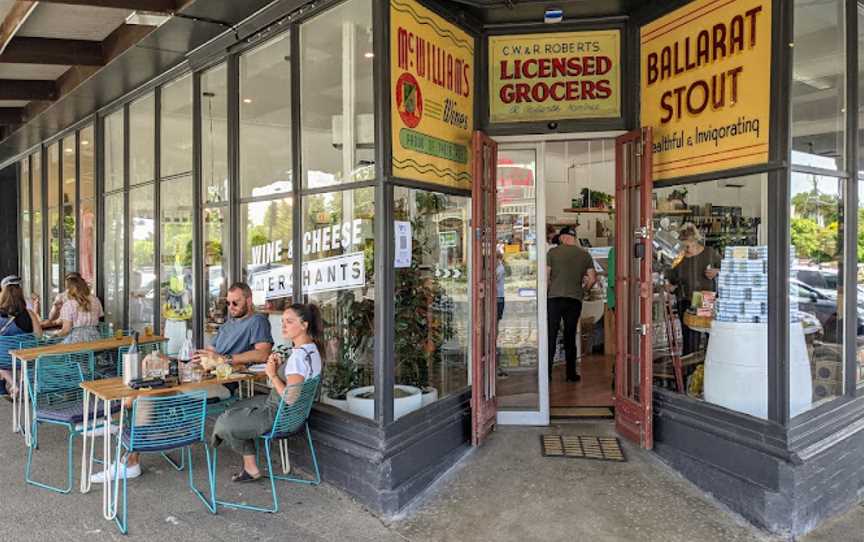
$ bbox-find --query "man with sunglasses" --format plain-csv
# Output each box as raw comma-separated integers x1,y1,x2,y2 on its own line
193,282,273,379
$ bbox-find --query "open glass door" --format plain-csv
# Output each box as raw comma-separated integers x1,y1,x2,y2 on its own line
472,131,498,445
614,128,654,449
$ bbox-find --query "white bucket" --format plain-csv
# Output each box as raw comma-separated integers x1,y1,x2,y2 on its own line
704,321,811,419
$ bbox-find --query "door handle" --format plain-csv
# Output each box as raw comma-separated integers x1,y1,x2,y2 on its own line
634,324,648,336
634,226,649,239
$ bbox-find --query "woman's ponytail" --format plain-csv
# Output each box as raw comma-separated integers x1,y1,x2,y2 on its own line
290,303,325,362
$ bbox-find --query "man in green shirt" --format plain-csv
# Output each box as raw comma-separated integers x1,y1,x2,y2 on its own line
547,226,596,382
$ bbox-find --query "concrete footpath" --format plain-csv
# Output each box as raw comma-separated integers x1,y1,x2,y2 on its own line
0,404,860,541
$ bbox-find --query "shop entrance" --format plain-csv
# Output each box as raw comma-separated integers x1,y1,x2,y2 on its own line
493,134,623,426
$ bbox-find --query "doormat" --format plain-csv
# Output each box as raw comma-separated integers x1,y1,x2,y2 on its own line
550,406,614,419
540,435,626,462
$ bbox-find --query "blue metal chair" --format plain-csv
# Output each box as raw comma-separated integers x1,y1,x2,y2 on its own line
213,375,321,514
0,334,38,432
112,391,215,534
24,354,115,493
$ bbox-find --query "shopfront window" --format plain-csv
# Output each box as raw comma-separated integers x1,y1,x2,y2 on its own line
104,110,123,193
792,0,846,169
857,6,864,388
304,187,375,417
652,175,773,418
300,0,375,189
393,188,470,411
240,33,292,198
130,92,155,186
47,142,60,302
129,185,155,332
203,207,230,345
202,63,228,204
62,136,76,278
32,150,43,312
20,157,30,297
79,125,96,286
160,178,193,349
161,74,193,178
104,192,125,327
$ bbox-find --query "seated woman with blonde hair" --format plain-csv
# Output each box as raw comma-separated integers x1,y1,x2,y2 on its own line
54,275,103,344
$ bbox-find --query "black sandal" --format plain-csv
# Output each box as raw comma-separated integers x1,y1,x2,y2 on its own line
231,469,262,483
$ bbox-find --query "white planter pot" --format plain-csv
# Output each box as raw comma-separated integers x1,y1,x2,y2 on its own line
420,387,438,407
320,393,348,412
346,385,422,420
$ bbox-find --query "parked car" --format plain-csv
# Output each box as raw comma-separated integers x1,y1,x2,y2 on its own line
792,280,864,342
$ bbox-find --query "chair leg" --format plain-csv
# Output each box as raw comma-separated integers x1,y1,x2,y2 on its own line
113,458,129,535
271,423,320,486
25,420,74,494
188,445,216,514
214,440,278,513
161,449,185,471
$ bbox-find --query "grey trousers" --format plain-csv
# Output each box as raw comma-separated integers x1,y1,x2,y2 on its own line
211,396,276,456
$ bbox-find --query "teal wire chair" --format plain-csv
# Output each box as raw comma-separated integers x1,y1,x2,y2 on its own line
112,391,215,534
0,334,38,430
24,354,115,493
213,375,321,514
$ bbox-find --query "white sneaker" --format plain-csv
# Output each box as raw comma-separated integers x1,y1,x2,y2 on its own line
90,461,141,483
75,423,118,437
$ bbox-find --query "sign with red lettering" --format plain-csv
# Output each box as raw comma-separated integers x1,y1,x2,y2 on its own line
391,0,474,190
489,30,620,123
641,0,771,180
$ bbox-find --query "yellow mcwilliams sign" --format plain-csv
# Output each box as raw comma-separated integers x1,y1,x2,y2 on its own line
391,0,474,189
489,30,621,123
641,0,771,180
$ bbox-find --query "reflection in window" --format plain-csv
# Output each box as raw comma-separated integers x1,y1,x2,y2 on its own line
79,125,96,286
32,150,43,314
242,198,294,344
202,63,228,204
62,136,77,279
791,0,846,168
130,93,155,185
161,74,193,178
203,207,230,345
47,142,60,302
791,171,845,413
394,188,470,410
301,0,375,188
104,192,125,327
240,33,292,198
104,110,124,192
160,177,194,353
304,188,375,417
129,185,155,332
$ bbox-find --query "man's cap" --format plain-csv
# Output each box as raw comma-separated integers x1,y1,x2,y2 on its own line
1,275,21,289
558,226,577,238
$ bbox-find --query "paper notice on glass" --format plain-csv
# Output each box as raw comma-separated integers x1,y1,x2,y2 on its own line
395,221,412,268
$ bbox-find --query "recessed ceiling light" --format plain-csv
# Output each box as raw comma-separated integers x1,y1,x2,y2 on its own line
81,140,89,146
364,52,374,59
243,98,252,104
64,148,73,153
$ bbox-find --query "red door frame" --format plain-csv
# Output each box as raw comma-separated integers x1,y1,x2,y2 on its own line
614,128,654,449
471,130,498,446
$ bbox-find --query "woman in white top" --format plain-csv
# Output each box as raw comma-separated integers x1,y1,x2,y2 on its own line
212,303,323,482
54,275,103,344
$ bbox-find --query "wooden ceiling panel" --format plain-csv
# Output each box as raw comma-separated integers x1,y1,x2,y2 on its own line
0,80,56,100
1,36,104,65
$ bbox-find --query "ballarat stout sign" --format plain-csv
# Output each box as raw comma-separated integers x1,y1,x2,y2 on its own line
391,0,474,190
488,30,621,123
641,0,771,180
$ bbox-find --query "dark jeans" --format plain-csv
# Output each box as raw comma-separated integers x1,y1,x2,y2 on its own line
677,299,699,356
547,297,583,380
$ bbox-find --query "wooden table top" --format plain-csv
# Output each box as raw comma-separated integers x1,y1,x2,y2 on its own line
80,373,260,401
10,335,167,362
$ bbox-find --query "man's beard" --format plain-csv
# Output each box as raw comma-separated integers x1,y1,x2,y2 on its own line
233,305,249,318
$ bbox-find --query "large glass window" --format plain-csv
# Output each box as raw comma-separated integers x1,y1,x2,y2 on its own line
305,188,375,417
104,192,125,327
20,157,31,298
242,197,294,344
858,7,864,388
792,0,847,169
393,188,470,411
129,185,155,332
32,150,43,314
161,74,193,178
62,136,77,278
160,177,193,351
104,110,124,193
301,0,375,189
652,175,775,418
46,142,61,303
203,207,230,345
129,93,155,186
79,125,96,286
240,33,292,198
202,63,229,204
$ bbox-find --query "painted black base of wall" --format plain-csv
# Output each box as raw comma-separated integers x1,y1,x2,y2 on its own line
283,389,472,516
654,389,864,536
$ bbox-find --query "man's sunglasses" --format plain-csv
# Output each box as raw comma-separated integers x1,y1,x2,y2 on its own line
228,299,243,307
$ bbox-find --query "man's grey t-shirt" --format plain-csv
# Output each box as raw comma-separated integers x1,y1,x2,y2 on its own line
213,312,273,356
547,244,595,300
